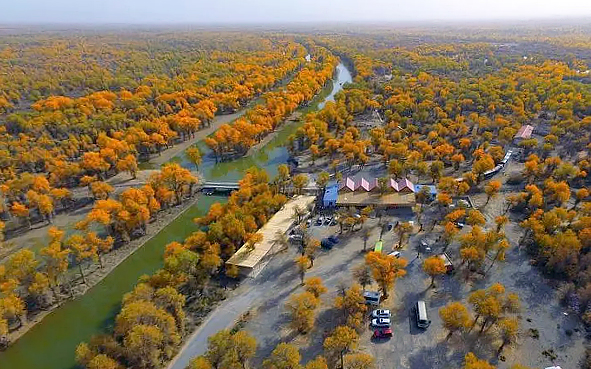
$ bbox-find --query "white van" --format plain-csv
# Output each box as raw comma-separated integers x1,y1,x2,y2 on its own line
415,300,431,329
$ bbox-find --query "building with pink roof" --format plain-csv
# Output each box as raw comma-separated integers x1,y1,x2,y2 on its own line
514,125,534,142
342,177,358,191
397,178,415,193
390,178,399,191
335,177,417,209
360,177,377,191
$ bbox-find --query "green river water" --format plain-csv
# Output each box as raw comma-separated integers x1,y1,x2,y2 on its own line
0,62,352,369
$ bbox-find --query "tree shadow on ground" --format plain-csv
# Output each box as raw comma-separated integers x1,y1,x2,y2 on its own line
256,284,300,314
318,249,364,278
299,307,342,363
251,328,300,367
406,331,498,369
406,340,466,369
255,257,295,285
430,274,464,308
511,268,555,309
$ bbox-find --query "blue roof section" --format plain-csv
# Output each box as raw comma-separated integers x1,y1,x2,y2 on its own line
414,184,438,195
324,183,339,202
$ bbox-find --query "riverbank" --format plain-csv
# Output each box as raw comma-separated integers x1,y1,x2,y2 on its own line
4,191,202,347
0,194,225,369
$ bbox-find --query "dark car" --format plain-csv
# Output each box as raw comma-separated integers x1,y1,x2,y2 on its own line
328,235,340,244
321,239,334,249
372,328,393,339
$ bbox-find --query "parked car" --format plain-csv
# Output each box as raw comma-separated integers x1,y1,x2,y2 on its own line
371,318,391,327
328,235,340,244
321,238,334,249
458,199,471,208
316,217,323,226
372,328,393,339
371,309,391,318
289,234,303,243
421,240,431,254
363,291,381,306
330,217,338,226
305,219,312,227
324,217,332,225
388,251,401,258
455,222,465,229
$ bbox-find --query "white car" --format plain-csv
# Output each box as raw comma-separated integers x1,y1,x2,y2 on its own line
388,251,401,258
371,318,391,327
371,309,391,318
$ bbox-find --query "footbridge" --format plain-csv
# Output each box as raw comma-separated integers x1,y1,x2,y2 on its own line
201,181,319,195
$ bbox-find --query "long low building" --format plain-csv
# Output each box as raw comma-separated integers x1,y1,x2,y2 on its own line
226,195,316,278
337,191,415,208
324,176,417,209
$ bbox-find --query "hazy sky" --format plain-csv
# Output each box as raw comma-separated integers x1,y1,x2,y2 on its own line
3,0,591,24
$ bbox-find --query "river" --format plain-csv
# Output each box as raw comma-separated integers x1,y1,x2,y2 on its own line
174,62,353,180
0,62,352,369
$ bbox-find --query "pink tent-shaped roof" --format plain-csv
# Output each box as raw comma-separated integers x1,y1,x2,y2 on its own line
343,177,358,191
360,177,377,191
397,178,415,193
390,178,399,192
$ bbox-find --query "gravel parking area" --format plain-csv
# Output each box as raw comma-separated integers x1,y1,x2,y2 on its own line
209,192,585,369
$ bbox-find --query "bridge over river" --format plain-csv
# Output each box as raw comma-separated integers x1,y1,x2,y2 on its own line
201,181,319,195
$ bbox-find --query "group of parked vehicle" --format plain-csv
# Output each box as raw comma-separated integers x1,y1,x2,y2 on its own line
370,309,393,338
364,290,432,340
310,215,337,227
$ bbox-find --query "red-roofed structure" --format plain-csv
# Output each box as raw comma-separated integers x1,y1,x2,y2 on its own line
514,125,534,141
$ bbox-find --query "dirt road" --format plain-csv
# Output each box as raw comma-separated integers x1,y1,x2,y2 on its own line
148,109,247,167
